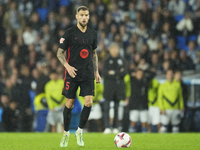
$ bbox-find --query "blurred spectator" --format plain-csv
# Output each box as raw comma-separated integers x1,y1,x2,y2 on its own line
45,71,65,132
0,4,5,46
111,3,124,24
179,50,195,70
2,35,13,61
160,22,175,47
34,0,57,12
162,60,171,73
174,69,188,132
129,33,143,51
0,93,10,131
22,24,37,46
149,11,161,36
132,22,149,40
103,44,127,134
2,100,19,132
11,43,24,67
140,1,152,27
168,0,186,16
29,11,43,31
41,24,51,43
187,41,198,64
59,15,73,31
128,68,155,133
148,78,160,133
158,69,184,133
89,14,98,31
147,32,159,51
176,12,194,37
170,50,179,70
3,1,25,36
151,52,163,73
127,1,136,21
0,52,5,71
95,0,107,20
160,8,177,36
18,64,33,132
140,43,151,64
166,38,176,51
47,11,59,35
18,0,33,20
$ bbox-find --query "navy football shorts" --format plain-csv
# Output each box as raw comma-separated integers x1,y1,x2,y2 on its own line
62,79,95,99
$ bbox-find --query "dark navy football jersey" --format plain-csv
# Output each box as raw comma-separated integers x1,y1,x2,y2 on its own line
59,26,97,81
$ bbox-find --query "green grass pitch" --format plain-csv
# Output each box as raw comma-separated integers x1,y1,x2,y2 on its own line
0,133,199,150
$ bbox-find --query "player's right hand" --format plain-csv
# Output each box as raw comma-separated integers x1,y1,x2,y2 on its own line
66,64,77,78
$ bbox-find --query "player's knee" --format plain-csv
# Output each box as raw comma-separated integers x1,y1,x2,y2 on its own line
84,100,93,107
65,101,74,109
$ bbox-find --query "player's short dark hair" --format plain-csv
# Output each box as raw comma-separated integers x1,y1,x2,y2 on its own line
76,6,89,13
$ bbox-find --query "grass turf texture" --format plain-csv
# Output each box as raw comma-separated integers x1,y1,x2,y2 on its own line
0,133,199,150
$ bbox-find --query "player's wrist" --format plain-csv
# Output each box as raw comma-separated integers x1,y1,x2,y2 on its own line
64,62,70,69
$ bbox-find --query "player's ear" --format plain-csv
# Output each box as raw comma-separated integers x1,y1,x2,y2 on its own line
75,14,78,19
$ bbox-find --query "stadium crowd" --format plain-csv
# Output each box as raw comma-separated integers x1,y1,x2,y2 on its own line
0,0,200,132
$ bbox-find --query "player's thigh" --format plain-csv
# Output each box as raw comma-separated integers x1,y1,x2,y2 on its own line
79,80,94,97
151,107,161,125
140,110,148,123
129,110,139,122
171,109,181,125
62,79,79,99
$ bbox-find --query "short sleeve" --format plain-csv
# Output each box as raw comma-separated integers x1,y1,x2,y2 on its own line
58,31,70,50
92,32,97,50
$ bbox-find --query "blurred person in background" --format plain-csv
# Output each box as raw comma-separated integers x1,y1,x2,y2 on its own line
168,0,186,16
22,24,37,46
174,69,188,132
45,71,65,133
2,100,19,132
18,0,33,21
147,78,160,132
0,93,10,131
3,1,25,36
18,64,33,132
128,68,155,133
103,44,127,134
176,12,194,37
158,69,184,133
178,49,195,71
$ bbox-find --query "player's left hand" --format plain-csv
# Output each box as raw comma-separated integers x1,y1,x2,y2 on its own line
95,71,101,83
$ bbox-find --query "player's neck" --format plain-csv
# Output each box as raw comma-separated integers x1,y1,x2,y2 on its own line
77,23,87,33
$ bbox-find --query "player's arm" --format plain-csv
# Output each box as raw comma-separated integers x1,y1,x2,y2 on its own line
158,85,165,114
57,48,77,78
93,49,101,83
178,85,184,111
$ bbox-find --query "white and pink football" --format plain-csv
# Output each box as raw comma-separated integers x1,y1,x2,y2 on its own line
114,132,132,148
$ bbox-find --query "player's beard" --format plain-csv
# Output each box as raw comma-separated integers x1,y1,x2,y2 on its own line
79,21,87,28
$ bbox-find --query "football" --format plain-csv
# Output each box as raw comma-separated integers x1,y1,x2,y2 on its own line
114,132,132,148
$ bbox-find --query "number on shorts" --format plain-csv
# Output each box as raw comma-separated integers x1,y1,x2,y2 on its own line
66,82,70,90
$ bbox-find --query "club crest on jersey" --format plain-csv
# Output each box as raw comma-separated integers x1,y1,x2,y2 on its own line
60,38,65,43
80,49,89,59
